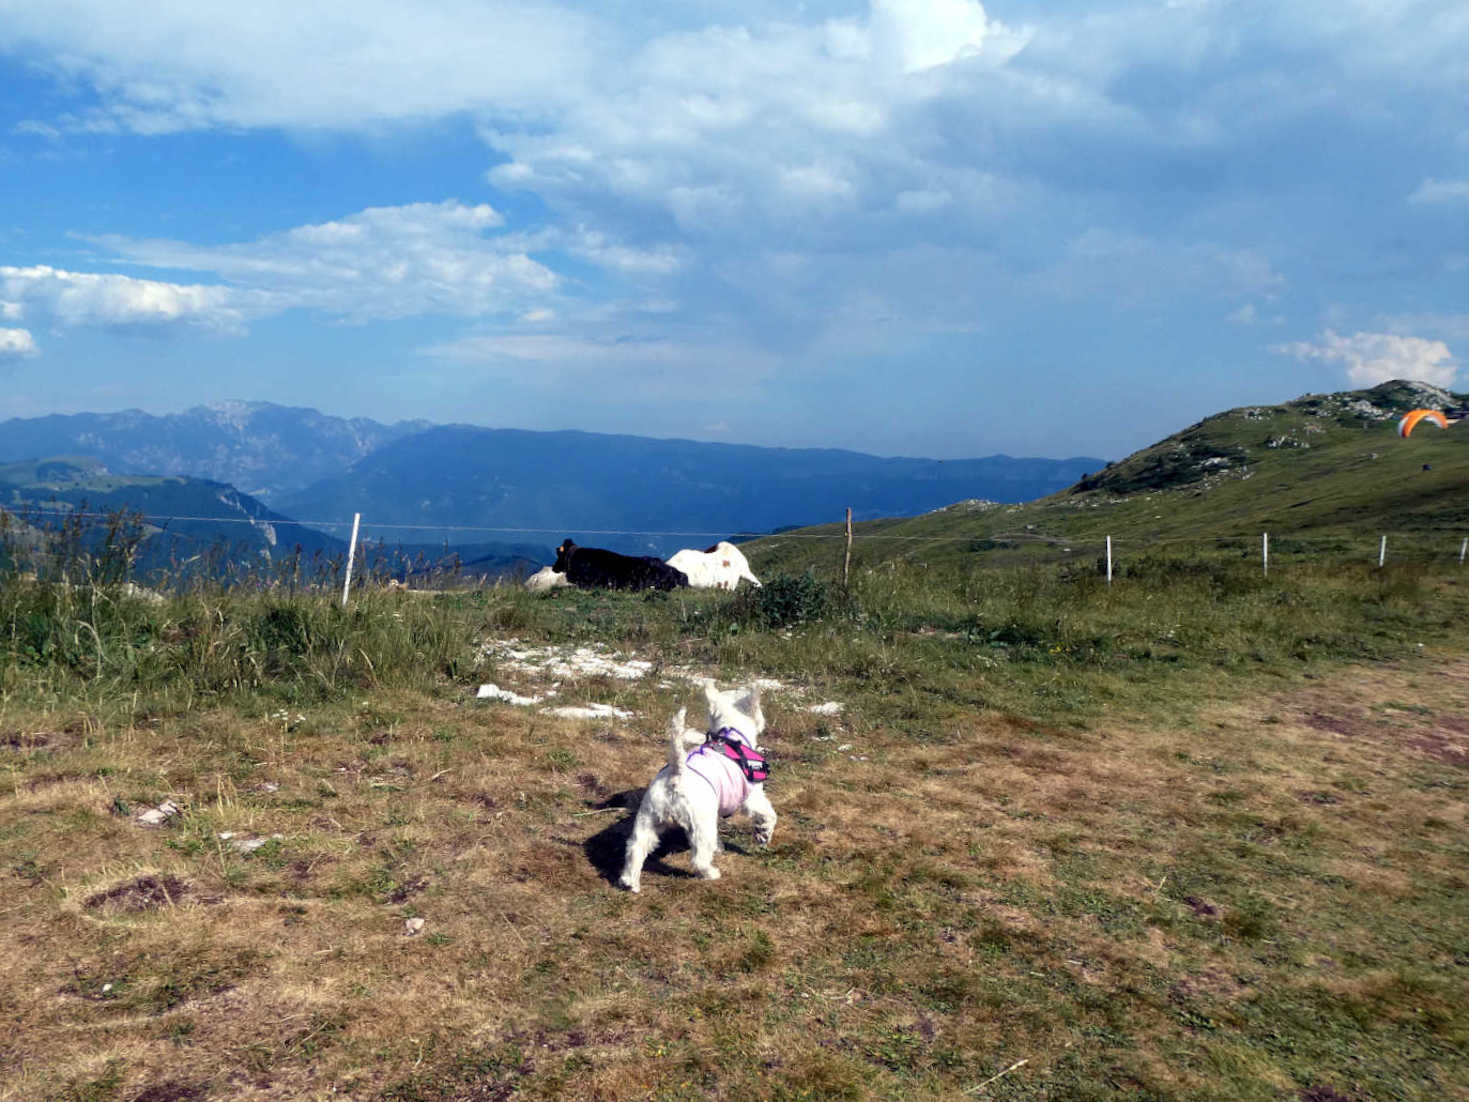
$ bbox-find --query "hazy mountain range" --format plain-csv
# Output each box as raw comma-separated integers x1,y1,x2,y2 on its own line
0,402,1105,559
0,402,429,503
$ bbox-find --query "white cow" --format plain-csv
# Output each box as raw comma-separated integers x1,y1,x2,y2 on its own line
524,565,571,592
666,541,762,590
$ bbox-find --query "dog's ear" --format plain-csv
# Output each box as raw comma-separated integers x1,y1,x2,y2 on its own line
741,683,765,731
703,681,720,707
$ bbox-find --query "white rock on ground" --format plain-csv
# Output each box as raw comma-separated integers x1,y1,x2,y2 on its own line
473,639,840,722
475,683,543,707
218,832,285,854
135,800,181,826
542,703,633,720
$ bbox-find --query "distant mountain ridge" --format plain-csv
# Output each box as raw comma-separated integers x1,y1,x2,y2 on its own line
0,456,345,579
0,402,429,503
2,402,1104,560
277,426,1103,556
0,457,548,583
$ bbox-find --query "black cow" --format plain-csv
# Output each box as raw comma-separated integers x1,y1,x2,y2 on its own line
553,539,689,591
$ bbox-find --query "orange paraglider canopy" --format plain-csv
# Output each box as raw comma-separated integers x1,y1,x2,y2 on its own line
1397,409,1449,437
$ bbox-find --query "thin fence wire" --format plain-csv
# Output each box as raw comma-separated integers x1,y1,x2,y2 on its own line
6,504,1467,551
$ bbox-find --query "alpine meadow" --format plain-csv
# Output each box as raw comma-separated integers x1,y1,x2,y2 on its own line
3,380,1467,1101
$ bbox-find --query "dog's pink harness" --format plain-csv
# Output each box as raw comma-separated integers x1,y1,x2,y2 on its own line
684,728,768,818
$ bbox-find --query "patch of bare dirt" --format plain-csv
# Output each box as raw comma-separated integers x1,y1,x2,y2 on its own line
1,730,73,751
83,875,189,913
130,1083,204,1102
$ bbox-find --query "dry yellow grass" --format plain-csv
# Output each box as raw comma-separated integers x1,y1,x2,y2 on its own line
2,648,1467,1100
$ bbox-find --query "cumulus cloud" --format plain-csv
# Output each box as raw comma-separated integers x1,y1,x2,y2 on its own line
0,201,580,339
99,201,557,322
1274,330,1458,388
0,0,603,132
0,327,39,359
0,266,246,332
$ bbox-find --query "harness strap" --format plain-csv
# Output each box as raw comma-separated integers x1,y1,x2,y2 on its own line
706,727,770,783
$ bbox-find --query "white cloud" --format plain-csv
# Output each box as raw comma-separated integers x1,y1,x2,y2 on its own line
1409,178,1469,205
1274,329,1458,388
867,0,1026,73
477,3,1032,239
0,0,604,132
96,201,557,323
0,202,579,337
0,327,39,359
0,266,245,332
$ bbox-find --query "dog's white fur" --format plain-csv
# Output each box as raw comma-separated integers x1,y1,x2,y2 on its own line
619,682,776,892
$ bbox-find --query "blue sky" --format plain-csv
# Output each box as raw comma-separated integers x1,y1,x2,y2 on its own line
1,0,1466,461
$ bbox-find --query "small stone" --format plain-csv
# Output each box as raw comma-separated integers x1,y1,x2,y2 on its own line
219,832,284,854
136,799,181,827
404,917,426,936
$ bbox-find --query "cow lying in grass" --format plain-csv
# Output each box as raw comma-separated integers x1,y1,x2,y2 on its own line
666,541,762,590
553,539,689,591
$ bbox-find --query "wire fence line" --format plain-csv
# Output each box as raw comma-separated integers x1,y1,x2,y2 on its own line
3,503,1467,570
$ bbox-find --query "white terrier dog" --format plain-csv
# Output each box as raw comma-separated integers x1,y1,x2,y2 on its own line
619,682,776,893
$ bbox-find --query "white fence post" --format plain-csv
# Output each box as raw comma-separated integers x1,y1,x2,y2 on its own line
342,512,361,607
1263,531,1269,576
1460,537,1467,566
1106,535,1113,584
1378,534,1387,569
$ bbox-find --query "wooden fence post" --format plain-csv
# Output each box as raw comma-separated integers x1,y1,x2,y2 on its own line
1378,534,1387,569
1106,536,1113,584
1263,531,1269,576
843,508,853,589
342,512,361,607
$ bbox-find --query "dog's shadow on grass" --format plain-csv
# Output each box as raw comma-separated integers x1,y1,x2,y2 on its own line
581,788,757,887
581,788,695,886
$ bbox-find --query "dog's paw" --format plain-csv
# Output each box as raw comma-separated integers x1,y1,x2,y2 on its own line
697,866,722,880
754,828,773,846
618,875,640,893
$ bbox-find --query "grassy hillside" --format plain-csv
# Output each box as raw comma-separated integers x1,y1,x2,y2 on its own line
750,380,1469,576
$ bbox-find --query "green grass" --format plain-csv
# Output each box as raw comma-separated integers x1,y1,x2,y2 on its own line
750,381,1469,578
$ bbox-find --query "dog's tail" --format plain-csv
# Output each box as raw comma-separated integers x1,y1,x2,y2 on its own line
665,706,693,777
